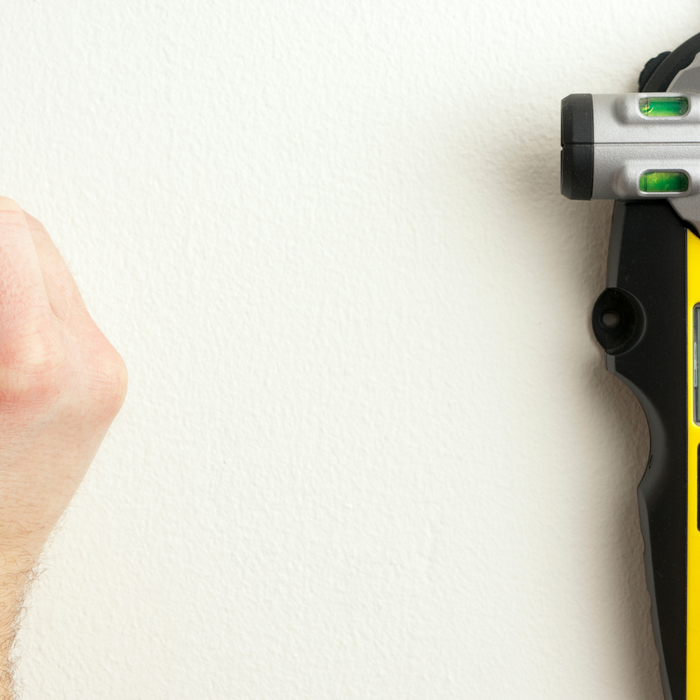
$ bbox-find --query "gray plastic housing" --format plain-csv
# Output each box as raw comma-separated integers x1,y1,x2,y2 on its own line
563,53,700,232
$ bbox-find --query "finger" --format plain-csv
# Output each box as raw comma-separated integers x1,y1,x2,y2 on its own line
0,197,52,331
22,211,90,327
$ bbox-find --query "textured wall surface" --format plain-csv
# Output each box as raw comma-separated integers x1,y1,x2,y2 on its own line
0,1,696,698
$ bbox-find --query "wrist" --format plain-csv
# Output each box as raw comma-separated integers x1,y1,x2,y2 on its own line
0,568,34,700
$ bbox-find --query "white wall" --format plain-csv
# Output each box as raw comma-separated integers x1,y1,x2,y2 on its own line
0,1,696,697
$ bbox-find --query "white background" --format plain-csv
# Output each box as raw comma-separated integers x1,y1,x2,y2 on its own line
0,1,695,698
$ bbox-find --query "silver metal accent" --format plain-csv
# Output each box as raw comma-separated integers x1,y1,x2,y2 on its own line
587,54,700,230
593,93,700,144
592,145,700,199
668,54,700,230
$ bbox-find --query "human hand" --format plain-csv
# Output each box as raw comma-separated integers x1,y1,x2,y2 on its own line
0,197,128,695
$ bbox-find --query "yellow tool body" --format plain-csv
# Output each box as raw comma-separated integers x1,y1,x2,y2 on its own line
688,230,700,697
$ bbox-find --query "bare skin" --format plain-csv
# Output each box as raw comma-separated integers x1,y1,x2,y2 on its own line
0,197,127,697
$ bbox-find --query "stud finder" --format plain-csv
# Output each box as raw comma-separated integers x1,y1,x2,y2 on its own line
561,31,700,700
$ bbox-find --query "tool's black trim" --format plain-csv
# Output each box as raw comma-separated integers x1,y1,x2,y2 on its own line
592,288,645,354
641,33,700,91
560,145,593,200
639,52,672,92
560,94,593,200
561,93,593,146
601,200,688,700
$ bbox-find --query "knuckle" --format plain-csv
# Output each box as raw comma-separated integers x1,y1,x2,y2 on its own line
0,197,26,228
23,211,46,232
0,320,128,420
0,326,68,405
85,345,128,417
0,196,22,214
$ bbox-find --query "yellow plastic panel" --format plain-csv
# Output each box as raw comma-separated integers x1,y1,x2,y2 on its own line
687,229,700,697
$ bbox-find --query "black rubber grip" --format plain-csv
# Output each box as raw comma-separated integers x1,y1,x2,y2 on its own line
598,200,689,700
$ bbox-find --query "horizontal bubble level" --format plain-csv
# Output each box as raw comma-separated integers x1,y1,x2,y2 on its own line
639,96,689,117
640,171,689,193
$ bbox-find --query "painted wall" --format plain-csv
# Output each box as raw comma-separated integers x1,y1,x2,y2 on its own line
1,1,695,697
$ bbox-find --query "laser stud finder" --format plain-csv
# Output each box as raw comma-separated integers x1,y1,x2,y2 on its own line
561,32,700,700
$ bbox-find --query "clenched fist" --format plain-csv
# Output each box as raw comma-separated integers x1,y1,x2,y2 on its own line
0,197,127,697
